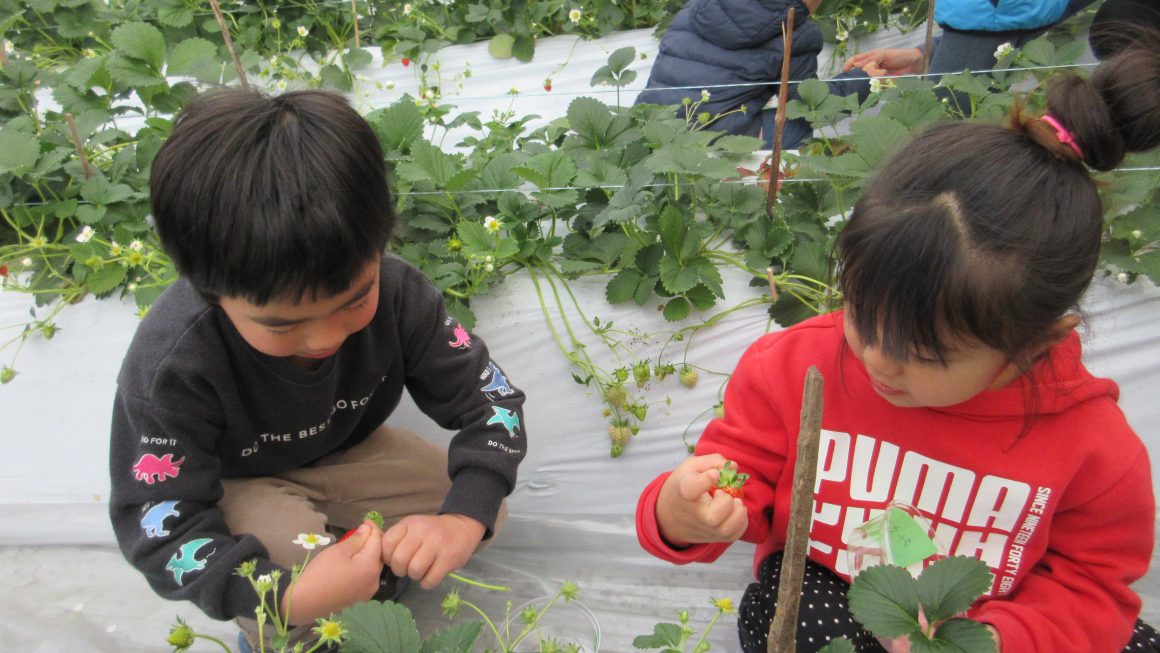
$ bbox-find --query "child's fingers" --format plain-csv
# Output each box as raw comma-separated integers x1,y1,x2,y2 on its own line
352,520,384,561
338,522,372,551
676,466,720,502
720,499,748,540
406,546,437,586
381,522,417,576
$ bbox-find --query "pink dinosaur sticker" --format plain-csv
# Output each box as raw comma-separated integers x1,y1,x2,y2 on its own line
448,323,472,349
133,453,186,485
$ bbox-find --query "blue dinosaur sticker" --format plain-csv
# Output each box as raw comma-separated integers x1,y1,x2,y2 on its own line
141,500,181,538
480,362,516,397
166,538,215,586
486,406,521,438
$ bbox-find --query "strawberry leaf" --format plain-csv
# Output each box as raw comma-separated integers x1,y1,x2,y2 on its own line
419,620,484,653
916,556,993,623
632,622,683,649
338,600,421,653
922,618,998,653
817,638,857,653
847,564,921,638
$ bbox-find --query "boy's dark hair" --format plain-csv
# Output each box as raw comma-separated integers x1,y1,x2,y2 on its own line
150,89,395,305
837,37,1160,370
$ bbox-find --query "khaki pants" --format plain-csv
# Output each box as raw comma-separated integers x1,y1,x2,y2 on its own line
219,425,507,646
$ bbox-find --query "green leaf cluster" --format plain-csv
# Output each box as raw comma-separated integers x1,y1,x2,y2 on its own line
843,556,997,653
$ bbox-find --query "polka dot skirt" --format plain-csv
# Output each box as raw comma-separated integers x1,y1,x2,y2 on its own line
1129,620,1160,651
738,553,882,653
738,552,1160,653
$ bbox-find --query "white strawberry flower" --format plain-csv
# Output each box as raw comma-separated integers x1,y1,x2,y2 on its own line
76,226,95,243
994,42,1014,60
569,8,582,23
297,25,309,37
293,533,331,550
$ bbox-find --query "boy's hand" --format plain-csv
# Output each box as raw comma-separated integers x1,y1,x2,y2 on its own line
281,520,383,625
843,48,925,76
656,454,748,548
381,513,485,590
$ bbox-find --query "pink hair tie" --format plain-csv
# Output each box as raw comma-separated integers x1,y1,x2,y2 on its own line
1042,115,1084,160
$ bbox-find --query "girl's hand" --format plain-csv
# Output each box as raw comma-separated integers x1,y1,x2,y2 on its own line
281,520,384,624
381,513,486,590
656,454,748,547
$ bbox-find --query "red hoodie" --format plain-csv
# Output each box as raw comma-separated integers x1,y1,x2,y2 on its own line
637,311,1153,652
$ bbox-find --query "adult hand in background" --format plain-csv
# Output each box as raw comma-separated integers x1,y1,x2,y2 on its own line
844,47,925,77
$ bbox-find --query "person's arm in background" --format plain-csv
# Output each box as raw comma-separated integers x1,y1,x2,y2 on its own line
843,46,925,76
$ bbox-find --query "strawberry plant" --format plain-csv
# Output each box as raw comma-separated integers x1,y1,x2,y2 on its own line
633,597,738,653
815,556,997,653
5,10,1157,462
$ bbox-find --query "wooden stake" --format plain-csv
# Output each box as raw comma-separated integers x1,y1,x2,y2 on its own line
0,38,8,67
351,0,361,48
767,366,825,653
64,113,94,180
922,0,936,74
208,0,249,90
766,267,779,303
765,7,795,216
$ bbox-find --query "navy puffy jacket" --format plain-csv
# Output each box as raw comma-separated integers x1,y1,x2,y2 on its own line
635,0,824,138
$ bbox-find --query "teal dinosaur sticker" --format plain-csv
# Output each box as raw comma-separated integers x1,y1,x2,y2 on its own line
486,406,521,438
165,538,215,586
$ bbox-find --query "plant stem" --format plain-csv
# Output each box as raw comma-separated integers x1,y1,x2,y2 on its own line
448,571,511,592
691,609,725,653
459,598,506,649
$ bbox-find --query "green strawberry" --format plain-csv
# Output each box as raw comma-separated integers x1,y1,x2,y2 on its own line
608,423,632,458
654,362,676,380
603,383,628,408
714,402,725,419
679,365,698,388
632,360,651,387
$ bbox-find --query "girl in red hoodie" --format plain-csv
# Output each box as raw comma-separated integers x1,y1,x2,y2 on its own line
637,37,1160,653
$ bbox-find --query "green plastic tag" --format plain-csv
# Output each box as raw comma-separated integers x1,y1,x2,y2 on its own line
886,507,938,568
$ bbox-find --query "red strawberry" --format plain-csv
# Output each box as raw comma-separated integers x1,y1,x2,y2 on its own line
338,510,385,542
401,57,411,67
543,79,552,92
710,461,748,499
0,265,7,277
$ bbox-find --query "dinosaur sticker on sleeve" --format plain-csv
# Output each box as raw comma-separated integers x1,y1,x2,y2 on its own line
480,362,516,397
486,406,521,438
448,323,472,349
133,453,185,485
141,500,181,538
165,538,215,586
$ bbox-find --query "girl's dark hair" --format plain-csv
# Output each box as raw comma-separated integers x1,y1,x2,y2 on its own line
837,37,1160,369
150,89,395,305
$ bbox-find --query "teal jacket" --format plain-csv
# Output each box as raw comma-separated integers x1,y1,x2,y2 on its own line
936,0,1069,31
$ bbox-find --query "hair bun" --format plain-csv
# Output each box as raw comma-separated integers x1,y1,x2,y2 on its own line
1045,36,1160,171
